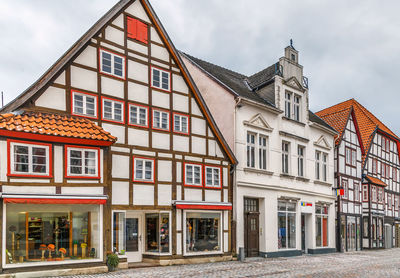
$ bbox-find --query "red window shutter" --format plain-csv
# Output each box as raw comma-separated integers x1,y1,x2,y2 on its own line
137,21,148,44
127,17,137,39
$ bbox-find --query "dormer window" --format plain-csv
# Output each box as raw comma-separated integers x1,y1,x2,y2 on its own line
284,91,301,122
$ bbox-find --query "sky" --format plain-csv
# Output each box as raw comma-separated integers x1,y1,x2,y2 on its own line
0,0,399,133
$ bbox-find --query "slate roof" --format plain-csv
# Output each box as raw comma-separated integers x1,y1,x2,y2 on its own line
0,111,116,142
182,52,336,133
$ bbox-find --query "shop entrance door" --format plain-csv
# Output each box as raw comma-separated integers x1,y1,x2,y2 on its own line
244,198,259,257
301,214,306,253
347,216,356,251
125,212,143,262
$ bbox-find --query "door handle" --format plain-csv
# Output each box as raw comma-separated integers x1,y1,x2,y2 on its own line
139,235,142,241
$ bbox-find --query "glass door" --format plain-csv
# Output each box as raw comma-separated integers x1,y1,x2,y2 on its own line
347,216,356,251
125,212,143,262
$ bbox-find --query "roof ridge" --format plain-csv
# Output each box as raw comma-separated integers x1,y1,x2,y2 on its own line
317,106,352,118
316,98,355,115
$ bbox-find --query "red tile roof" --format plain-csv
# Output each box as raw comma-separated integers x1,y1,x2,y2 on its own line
316,99,399,163
0,111,116,143
365,175,387,187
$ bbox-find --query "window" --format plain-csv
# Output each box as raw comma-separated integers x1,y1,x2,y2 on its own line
354,182,360,202
102,97,124,123
152,109,169,131
297,146,305,177
205,166,221,188
113,211,126,254
184,163,202,187
133,157,155,183
315,151,320,180
71,90,97,118
388,194,392,210
363,217,369,238
66,146,99,178
285,92,291,118
382,137,390,152
259,135,267,170
5,204,101,266
322,153,328,182
100,49,125,79
395,196,399,211
247,133,256,168
145,213,170,253
151,67,170,92
282,142,290,174
9,140,51,177
362,184,368,201
173,113,189,135
278,201,296,249
315,151,328,181
293,95,300,121
127,17,148,44
372,186,377,202
129,103,149,127
342,179,348,199
372,158,377,174
378,187,383,204
316,205,329,247
185,212,221,254
393,168,398,182
345,147,356,167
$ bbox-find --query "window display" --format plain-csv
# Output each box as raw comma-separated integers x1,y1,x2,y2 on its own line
113,212,125,254
315,205,328,247
278,201,296,249
145,213,170,254
5,204,101,265
185,212,221,253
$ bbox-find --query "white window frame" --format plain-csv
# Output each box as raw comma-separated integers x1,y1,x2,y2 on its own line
293,95,301,121
133,157,155,183
247,132,256,168
205,166,221,188
258,135,267,170
100,49,125,79
282,141,290,174
354,182,360,202
129,103,149,127
71,91,97,118
285,92,292,118
102,97,124,123
151,66,171,92
152,109,169,131
297,145,305,177
315,151,321,180
184,163,202,187
322,153,328,182
66,146,99,178
173,113,189,135
9,141,50,176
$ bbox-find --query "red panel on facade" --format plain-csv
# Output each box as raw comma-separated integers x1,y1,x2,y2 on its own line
137,20,148,43
127,17,148,44
127,17,137,39
175,204,232,210
3,198,106,205
322,218,328,246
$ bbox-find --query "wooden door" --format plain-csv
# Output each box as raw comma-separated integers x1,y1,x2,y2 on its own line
244,212,259,257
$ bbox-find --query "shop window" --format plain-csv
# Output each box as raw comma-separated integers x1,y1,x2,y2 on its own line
99,49,125,79
66,146,99,178
151,67,170,92
112,212,125,254
184,163,202,187
8,140,51,177
5,203,101,265
185,212,221,254
363,217,369,238
278,200,296,249
71,90,97,119
102,97,124,123
129,103,149,128
205,166,221,188
145,213,170,254
152,108,169,131
315,205,329,247
133,157,155,183
173,113,189,135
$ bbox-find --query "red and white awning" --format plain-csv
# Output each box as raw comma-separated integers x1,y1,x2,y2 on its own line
173,200,232,210
1,193,107,204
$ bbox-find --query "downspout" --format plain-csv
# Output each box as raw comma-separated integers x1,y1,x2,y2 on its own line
232,96,241,254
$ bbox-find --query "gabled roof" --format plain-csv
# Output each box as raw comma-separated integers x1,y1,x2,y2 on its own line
182,53,336,133
0,111,116,145
1,0,236,164
316,98,399,162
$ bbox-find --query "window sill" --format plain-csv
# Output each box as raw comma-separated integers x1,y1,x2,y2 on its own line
243,168,273,175
296,176,310,182
183,251,223,257
280,173,296,179
282,116,306,126
314,180,332,186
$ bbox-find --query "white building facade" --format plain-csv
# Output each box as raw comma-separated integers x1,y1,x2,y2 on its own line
183,45,337,257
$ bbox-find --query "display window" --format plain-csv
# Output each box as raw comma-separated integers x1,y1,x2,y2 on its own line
185,212,221,254
277,201,296,249
145,213,170,254
4,204,101,266
112,212,126,254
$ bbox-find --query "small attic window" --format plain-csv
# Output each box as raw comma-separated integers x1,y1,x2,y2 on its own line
291,54,296,62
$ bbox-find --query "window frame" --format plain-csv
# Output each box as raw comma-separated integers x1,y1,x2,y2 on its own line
293,95,301,121
345,147,357,168
372,158,378,174
65,145,100,179
132,156,155,183
71,90,98,119
362,184,368,202
258,135,268,170
8,139,52,178
151,66,171,92
354,181,360,202
99,48,126,80
128,102,149,128
282,141,290,174
204,165,222,189
183,163,203,188
284,91,292,118
246,132,256,168
101,96,125,124
297,145,305,177
173,112,190,135
152,108,170,132
315,205,329,248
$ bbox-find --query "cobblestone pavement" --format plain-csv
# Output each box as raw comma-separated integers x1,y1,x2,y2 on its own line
55,249,400,278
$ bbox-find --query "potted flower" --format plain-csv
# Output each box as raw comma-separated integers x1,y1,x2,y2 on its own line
106,252,119,272
59,248,67,260
39,244,47,261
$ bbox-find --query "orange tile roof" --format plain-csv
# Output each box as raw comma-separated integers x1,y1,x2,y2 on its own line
316,99,399,163
365,175,387,187
0,111,116,142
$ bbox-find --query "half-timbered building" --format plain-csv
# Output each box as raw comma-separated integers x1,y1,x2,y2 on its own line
182,44,338,258
316,107,363,252
317,99,400,250
0,0,236,273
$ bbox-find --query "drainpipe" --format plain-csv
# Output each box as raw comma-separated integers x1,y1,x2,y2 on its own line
232,97,241,255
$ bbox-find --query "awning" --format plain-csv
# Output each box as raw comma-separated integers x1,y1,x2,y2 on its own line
364,175,387,187
173,201,232,210
1,193,107,204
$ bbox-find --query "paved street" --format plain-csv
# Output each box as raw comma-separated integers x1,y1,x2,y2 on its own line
54,249,400,278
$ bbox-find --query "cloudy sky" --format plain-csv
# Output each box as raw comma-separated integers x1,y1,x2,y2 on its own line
0,0,399,133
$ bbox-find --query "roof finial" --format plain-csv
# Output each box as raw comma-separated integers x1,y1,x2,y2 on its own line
290,39,294,48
